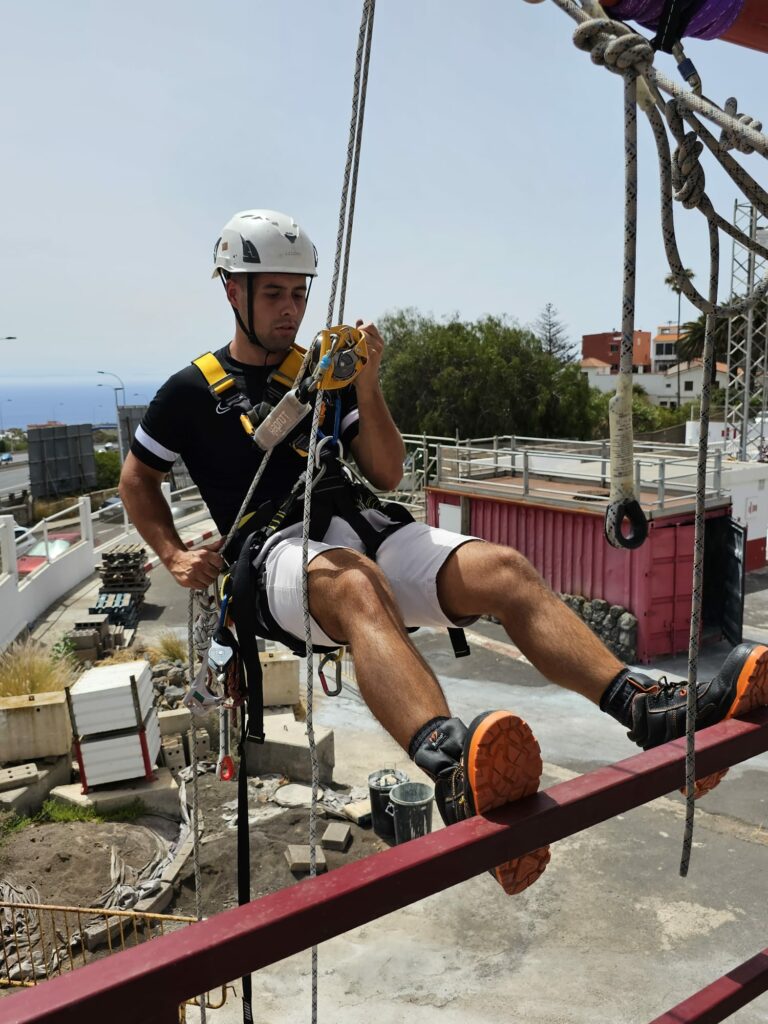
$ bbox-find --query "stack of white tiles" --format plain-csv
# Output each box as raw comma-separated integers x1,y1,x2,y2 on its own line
69,660,160,789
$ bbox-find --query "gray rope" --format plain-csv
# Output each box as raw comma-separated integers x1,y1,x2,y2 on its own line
303,5,377,1019
186,591,207,1024
326,0,376,329
542,0,768,867
301,395,325,1024
680,243,720,876
559,1,768,155
337,0,377,324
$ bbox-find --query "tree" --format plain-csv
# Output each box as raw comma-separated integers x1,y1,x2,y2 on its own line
95,451,121,489
664,267,695,408
534,303,574,362
677,313,730,384
378,310,598,440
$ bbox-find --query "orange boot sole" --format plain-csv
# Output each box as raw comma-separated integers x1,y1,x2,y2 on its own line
465,711,551,895
693,645,768,798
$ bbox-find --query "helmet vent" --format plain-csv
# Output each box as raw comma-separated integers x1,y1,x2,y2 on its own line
241,237,261,264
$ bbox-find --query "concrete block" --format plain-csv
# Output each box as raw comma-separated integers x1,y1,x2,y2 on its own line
0,756,71,816
182,728,211,763
0,763,39,793
343,799,372,828
73,647,100,665
161,734,186,771
321,822,351,852
261,651,300,707
0,691,73,760
285,844,327,874
50,767,180,817
157,707,192,737
245,719,334,785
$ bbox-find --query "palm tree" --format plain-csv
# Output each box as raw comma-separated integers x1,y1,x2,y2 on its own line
664,267,695,408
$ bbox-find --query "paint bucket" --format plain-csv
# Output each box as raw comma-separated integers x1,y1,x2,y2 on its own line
387,781,434,845
368,768,409,844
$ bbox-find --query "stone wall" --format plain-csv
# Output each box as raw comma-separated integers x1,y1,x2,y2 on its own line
560,594,638,663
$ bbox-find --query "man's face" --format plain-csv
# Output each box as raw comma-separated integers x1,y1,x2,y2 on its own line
231,272,308,350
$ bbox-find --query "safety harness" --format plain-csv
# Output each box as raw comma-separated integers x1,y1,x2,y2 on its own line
190,334,470,740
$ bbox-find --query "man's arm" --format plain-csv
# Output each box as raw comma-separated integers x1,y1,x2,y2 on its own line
349,320,405,490
119,452,222,589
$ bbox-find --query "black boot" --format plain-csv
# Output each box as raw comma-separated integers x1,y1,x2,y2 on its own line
626,642,768,750
413,711,550,895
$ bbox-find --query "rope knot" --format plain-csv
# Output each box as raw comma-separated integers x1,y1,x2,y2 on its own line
719,96,762,155
573,19,653,74
673,132,705,209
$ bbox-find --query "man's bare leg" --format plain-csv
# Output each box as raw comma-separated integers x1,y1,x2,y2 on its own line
307,548,449,751
307,545,550,895
438,541,623,705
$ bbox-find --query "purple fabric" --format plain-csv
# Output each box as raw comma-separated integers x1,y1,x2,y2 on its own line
607,0,745,40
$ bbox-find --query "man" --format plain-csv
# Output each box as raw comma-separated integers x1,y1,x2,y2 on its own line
121,209,768,896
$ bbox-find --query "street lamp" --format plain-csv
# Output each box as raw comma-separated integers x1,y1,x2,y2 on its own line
97,370,126,466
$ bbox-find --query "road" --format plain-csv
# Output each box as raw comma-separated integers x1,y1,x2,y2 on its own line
0,454,29,494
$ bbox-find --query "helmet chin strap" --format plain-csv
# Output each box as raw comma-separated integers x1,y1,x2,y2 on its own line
220,271,314,357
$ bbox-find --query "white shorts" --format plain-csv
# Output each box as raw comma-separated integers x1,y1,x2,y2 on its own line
258,510,480,647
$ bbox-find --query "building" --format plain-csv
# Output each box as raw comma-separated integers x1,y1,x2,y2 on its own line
651,322,683,373
580,358,727,408
581,329,651,373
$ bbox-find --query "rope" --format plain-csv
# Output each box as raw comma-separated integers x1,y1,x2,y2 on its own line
326,0,377,328
186,592,207,1024
542,0,768,868
305,4,376,1020
681,253,719,875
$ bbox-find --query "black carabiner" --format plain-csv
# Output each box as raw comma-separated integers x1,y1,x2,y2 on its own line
318,652,343,697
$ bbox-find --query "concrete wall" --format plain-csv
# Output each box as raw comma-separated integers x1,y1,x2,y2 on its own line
0,498,95,648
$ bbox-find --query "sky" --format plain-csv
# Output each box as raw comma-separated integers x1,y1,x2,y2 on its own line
1,0,767,402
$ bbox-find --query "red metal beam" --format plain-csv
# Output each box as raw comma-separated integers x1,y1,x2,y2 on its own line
2,709,767,1024
648,947,768,1023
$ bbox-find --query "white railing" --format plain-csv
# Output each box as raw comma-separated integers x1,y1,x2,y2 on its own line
0,483,211,650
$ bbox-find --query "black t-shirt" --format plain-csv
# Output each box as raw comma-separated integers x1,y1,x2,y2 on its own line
131,345,360,534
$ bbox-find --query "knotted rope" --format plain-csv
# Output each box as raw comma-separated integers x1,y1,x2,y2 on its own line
547,0,768,872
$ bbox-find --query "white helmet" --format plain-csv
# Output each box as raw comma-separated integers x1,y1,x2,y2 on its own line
212,209,318,279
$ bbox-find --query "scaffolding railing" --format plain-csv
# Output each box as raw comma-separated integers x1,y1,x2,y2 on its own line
3,708,766,1024
0,900,232,1019
390,436,728,516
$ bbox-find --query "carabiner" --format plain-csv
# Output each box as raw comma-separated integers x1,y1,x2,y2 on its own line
318,650,343,697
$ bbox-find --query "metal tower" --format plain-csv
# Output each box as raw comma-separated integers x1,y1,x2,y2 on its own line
724,201,768,460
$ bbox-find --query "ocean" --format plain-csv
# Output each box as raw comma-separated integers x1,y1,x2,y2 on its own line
0,380,165,430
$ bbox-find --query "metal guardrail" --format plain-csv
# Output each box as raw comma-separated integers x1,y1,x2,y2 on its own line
391,434,729,515
4,709,766,1024
0,900,231,1018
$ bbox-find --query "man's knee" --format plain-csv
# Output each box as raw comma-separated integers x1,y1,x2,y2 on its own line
309,549,397,636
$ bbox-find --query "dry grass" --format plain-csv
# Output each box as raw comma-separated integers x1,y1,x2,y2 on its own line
145,630,188,666
0,638,79,698
98,645,149,667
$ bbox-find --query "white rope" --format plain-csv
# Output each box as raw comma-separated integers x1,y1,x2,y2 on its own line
186,591,207,1024
303,4,377,1020
544,0,768,870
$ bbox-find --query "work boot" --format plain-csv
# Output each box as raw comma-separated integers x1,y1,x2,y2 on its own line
626,641,768,795
414,712,550,895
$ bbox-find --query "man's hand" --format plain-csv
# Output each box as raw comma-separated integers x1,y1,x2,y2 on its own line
165,541,224,590
355,319,384,392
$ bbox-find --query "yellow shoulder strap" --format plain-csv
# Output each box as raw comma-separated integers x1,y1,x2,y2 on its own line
192,352,237,396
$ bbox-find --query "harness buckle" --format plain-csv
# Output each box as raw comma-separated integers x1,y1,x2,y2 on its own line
318,650,344,697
